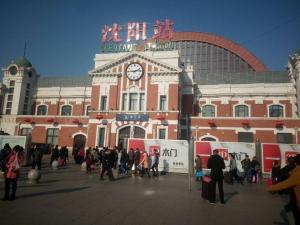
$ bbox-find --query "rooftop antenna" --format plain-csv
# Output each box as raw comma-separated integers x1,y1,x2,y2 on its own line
23,41,27,58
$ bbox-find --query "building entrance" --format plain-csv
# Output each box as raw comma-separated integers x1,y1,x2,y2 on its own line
73,134,86,151
118,126,145,150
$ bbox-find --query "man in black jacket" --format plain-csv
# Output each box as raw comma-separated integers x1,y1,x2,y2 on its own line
207,149,225,204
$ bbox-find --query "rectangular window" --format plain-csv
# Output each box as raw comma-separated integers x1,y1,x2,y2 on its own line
8,87,14,94
277,133,293,144
21,128,32,136
158,128,166,139
25,90,30,96
26,83,30,89
129,93,138,111
100,95,107,111
139,93,145,111
238,132,253,143
122,93,127,110
46,128,59,145
9,80,15,87
98,127,106,147
5,109,11,115
160,95,167,111
7,95,13,101
6,102,12,108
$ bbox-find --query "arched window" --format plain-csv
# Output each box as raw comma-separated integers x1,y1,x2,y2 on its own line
269,105,283,117
202,105,215,117
61,105,72,116
37,105,47,115
86,106,91,116
235,105,249,117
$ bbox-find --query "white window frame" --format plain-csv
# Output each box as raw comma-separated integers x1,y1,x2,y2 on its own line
159,95,168,111
60,104,73,116
267,103,285,118
233,104,250,117
201,104,217,117
36,104,48,116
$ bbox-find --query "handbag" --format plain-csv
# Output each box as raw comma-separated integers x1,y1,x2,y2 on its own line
203,176,212,183
196,170,203,177
12,153,20,171
131,164,135,171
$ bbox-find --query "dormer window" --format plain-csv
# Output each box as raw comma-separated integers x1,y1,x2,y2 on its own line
9,66,17,75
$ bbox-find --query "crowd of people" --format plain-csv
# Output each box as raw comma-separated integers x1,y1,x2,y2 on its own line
61,145,160,180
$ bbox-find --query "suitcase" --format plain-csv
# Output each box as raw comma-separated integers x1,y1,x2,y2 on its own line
201,176,211,200
224,171,233,184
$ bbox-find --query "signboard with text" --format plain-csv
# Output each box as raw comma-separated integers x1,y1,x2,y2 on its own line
128,138,188,173
100,19,175,53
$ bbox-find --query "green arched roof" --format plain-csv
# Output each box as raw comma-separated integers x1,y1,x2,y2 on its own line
12,57,32,68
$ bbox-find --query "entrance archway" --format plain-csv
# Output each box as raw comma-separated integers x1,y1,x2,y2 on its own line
73,134,86,151
118,126,145,150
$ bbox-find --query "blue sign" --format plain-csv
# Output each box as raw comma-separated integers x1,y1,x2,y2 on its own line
116,114,149,122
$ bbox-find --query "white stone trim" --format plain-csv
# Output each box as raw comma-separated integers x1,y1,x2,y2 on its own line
199,134,219,141
72,131,87,138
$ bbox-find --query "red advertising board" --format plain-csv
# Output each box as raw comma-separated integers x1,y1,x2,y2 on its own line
195,141,212,168
217,148,229,161
262,144,281,173
128,139,145,152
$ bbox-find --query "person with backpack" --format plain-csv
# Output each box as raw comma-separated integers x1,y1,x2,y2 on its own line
2,145,24,201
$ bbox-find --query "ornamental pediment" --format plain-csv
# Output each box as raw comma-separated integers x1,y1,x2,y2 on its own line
88,51,182,76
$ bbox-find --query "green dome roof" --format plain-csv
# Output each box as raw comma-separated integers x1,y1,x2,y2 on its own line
12,57,32,68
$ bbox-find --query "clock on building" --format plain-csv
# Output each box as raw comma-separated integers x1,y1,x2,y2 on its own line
126,63,143,80
9,66,17,75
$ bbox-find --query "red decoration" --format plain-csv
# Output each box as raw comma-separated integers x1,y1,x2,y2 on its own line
208,120,215,126
96,114,104,120
242,120,250,127
275,120,284,128
47,118,54,123
24,118,31,123
157,114,165,121
73,119,80,124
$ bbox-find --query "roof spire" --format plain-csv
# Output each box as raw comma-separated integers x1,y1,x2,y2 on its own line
23,41,27,58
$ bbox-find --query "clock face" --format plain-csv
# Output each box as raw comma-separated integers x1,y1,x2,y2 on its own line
126,63,143,81
9,66,17,75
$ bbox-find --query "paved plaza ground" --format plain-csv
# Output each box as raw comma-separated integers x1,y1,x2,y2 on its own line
0,157,293,225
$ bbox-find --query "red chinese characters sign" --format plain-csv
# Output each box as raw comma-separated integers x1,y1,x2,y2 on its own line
101,19,174,43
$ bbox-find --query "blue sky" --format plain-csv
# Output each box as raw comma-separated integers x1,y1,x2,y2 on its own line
0,0,299,76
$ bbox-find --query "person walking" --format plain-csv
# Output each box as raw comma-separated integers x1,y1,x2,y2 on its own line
241,154,251,182
267,154,300,225
229,153,243,184
139,150,150,178
2,145,24,201
134,148,141,175
100,148,114,181
151,149,160,176
0,143,12,173
50,145,59,165
250,156,260,183
207,149,225,204
31,145,43,170
127,148,134,174
195,155,203,181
